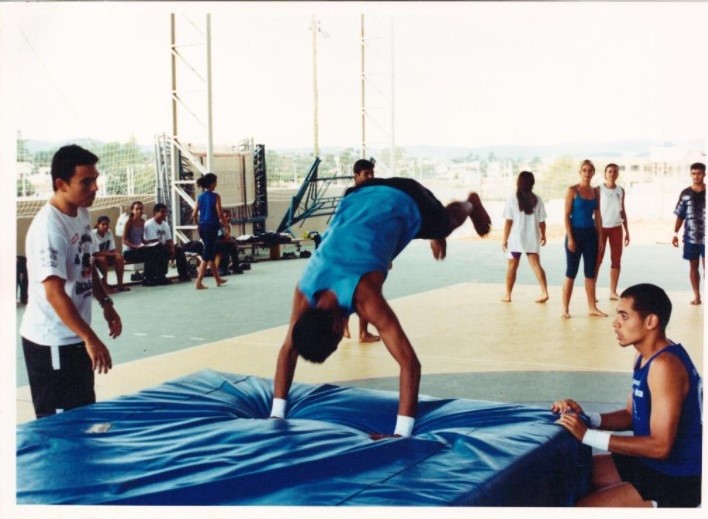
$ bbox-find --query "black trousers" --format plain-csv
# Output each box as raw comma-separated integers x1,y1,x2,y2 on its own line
22,338,95,419
216,240,240,272
153,243,190,279
123,246,165,281
173,245,190,279
17,255,28,303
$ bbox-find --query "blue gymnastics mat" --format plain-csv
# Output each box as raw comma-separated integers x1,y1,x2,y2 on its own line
17,370,591,506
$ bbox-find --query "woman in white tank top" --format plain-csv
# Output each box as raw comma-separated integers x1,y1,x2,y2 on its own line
596,163,630,300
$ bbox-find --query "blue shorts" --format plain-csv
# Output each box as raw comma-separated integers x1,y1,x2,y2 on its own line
683,243,705,261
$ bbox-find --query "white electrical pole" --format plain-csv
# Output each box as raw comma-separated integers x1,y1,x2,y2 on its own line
312,15,320,158
206,13,214,171
360,14,366,159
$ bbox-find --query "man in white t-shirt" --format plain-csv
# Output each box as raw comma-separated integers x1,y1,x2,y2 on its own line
143,203,191,282
20,145,122,419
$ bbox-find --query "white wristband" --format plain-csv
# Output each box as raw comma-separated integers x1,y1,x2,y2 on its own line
586,412,602,428
270,398,287,418
582,429,611,451
394,415,415,437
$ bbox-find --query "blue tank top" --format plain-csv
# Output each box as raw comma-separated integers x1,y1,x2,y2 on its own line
298,186,421,313
570,189,596,228
197,191,220,226
632,343,702,476
125,221,144,247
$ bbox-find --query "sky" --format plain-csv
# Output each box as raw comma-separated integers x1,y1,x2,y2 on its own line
2,1,708,152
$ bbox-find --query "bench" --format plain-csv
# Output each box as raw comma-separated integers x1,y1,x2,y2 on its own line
235,235,315,262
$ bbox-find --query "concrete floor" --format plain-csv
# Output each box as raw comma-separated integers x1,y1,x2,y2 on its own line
13,238,704,425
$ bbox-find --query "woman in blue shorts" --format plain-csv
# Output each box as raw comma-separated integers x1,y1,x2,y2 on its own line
192,173,228,289
561,160,607,318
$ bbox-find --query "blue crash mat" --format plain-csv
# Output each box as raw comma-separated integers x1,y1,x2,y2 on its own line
17,370,591,505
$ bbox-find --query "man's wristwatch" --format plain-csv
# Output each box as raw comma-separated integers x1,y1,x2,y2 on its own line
98,296,114,308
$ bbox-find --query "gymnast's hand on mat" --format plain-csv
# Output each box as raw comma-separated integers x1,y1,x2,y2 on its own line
369,432,400,440
554,411,587,441
550,398,584,416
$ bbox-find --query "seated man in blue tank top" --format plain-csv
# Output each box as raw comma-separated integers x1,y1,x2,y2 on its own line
552,283,702,508
271,159,492,438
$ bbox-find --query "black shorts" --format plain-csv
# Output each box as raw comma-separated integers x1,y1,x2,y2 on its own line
612,453,701,508
345,177,451,239
22,337,96,419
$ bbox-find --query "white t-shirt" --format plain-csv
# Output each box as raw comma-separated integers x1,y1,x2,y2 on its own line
143,218,172,244
599,184,624,228
92,228,116,253
20,204,97,346
115,212,130,237
502,193,547,254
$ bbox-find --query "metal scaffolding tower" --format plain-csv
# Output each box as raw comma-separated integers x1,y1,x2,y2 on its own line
360,14,396,176
160,13,214,243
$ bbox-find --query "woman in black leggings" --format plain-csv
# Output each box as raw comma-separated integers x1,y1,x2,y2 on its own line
561,160,607,319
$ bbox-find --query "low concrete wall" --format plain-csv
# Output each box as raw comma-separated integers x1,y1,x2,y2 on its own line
16,203,157,257
16,200,328,257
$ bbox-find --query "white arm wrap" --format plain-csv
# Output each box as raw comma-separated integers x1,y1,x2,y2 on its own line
586,412,602,428
394,415,415,437
582,429,611,451
270,398,287,418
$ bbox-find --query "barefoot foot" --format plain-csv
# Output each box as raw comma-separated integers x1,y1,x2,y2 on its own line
216,278,228,287
359,333,381,343
589,308,608,317
690,298,702,305
467,192,492,237
501,296,512,303
609,293,620,301
196,283,208,290
561,312,571,319
535,295,549,303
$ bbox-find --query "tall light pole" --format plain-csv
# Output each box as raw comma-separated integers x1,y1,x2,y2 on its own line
360,14,395,172
311,15,320,158
360,14,366,159
389,16,396,176
206,13,213,171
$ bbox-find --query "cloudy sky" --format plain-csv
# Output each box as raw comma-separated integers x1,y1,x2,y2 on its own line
2,1,707,152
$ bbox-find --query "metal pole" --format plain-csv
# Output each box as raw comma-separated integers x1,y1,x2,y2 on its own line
170,14,179,236
360,14,366,159
390,16,395,175
312,16,320,157
206,13,214,172
170,14,177,138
